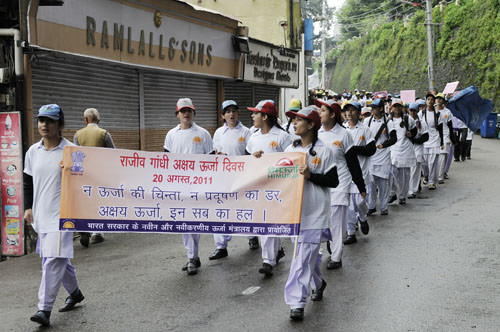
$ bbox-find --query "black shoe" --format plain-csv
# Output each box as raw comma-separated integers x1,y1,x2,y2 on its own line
344,234,357,245
290,308,304,321
380,210,389,216
276,247,285,263
327,259,342,270
208,248,228,260
467,157,471,160
79,232,90,248
311,279,327,301
181,257,201,271
388,194,397,204
359,219,369,235
90,234,104,244
367,208,376,216
438,179,445,184
258,263,273,276
461,156,466,161
454,158,460,162
399,198,406,205
428,184,436,190
407,194,417,199
248,237,259,250
30,310,50,326
186,258,200,275
59,289,84,312
444,173,449,179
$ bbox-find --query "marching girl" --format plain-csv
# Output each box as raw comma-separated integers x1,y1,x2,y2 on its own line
419,93,444,190
408,103,429,198
435,93,455,182
283,105,338,321
388,99,417,205
246,100,293,276
210,100,255,259
364,99,397,216
316,99,365,267
344,102,375,244
164,98,213,275
24,105,85,327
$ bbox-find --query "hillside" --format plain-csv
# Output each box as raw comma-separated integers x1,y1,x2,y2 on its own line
328,0,500,108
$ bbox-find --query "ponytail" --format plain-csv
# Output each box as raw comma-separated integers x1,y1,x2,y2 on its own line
266,114,286,131
309,129,318,156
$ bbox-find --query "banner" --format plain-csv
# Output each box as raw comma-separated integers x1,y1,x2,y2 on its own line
400,90,416,103
60,147,306,237
447,86,494,132
443,81,459,94
0,112,24,256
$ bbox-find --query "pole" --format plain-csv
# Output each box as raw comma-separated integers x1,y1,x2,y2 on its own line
321,0,326,89
425,0,435,90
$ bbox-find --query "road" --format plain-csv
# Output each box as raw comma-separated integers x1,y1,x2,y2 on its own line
1,137,500,332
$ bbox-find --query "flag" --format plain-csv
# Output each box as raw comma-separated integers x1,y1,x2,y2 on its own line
446,86,494,132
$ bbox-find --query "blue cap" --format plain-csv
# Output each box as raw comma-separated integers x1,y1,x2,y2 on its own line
369,99,384,108
394,94,400,98
416,99,426,106
37,104,62,120
409,102,419,110
222,100,238,110
344,101,361,111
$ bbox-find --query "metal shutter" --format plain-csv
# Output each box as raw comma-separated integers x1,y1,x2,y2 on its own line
254,84,280,105
31,51,140,150
223,81,254,128
143,70,217,151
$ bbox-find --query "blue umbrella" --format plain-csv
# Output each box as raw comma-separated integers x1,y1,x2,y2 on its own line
447,86,494,132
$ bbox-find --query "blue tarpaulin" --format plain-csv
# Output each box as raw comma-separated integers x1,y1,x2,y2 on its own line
447,86,494,132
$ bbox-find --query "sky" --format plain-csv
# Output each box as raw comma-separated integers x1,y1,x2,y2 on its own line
328,0,346,11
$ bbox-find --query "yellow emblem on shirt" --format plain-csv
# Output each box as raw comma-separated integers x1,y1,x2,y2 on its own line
269,141,278,149
193,136,202,143
443,114,448,119
311,156,322,168
333,140,342,148
359,135,365,141
238,136,246,144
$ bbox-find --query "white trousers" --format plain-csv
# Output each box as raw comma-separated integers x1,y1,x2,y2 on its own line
393,167,411,199
423,153,440,185
38,257,79,311
284,242,322,309
347,193,368,235
261,236,281,266
438,143,450,181
368,175,390,212
329,205,347,262
409,162,422,195
182,234,200,259
213,235,232,249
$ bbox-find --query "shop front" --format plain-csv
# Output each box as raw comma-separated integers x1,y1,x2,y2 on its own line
25,0,241,150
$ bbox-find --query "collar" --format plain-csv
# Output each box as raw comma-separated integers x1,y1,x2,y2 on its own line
221,121,243,133
174,122,198,132
86,123,99,127
36,138,67,151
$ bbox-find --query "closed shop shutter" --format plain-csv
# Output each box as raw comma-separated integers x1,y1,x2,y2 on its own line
31,51,140,150
142,70,217,151
254,85,280,105
223,81,253,128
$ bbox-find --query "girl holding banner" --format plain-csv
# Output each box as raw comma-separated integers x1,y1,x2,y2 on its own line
24,104,85,327
210,100,255,259
283,105,338,321
246,100,292,277
316,99,365,267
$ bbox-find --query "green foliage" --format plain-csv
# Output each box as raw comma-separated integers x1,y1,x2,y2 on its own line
329,0,500,109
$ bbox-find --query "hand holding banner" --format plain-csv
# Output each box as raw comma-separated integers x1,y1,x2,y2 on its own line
60,147,306,237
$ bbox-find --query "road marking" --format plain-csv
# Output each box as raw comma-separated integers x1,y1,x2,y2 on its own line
242,286,261,295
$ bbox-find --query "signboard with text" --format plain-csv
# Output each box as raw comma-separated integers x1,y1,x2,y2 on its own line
60,147,306,237
0,112,24,256
243,39,300,88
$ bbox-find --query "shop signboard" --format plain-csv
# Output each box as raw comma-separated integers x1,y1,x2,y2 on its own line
0,112,24,256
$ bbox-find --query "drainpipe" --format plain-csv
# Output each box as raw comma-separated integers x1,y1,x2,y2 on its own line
0,28,24,76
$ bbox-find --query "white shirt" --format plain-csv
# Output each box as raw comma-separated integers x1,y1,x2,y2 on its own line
419,109,443,151
246,126,292,154
212,122,251,156
467,128,474,140
24,138,74,233
411,116,429,163
318,123,353,202
346,121,374,184
390,116,417,168
164,122,213,154
285,140,334,230
438,107,453,144
364,115,395,166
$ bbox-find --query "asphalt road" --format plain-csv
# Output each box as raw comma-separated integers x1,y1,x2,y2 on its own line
1,137,500,332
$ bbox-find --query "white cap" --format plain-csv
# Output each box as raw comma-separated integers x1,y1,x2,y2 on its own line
176,98,195,112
